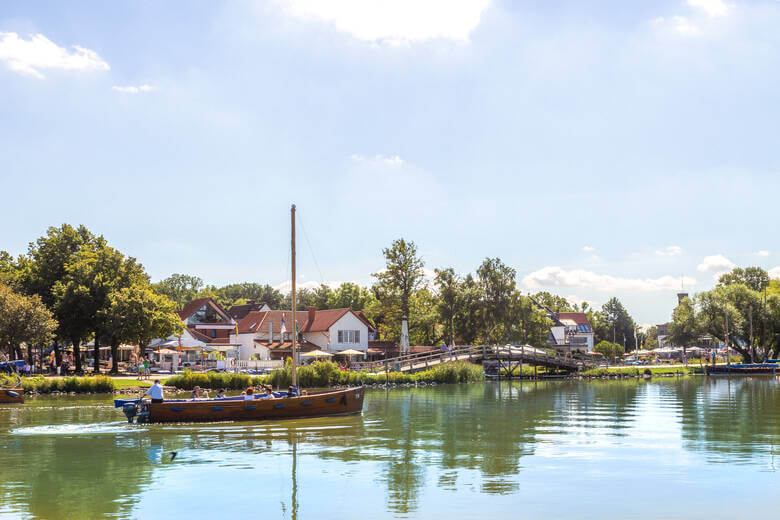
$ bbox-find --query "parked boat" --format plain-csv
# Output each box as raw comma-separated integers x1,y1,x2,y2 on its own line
116,205,366,424
705,363,778,376
0,388,24,404
116,387,364,423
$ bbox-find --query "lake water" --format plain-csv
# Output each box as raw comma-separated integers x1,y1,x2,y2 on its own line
1,378,779,520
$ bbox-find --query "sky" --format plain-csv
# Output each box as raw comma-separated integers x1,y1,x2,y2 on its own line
1,0,778,326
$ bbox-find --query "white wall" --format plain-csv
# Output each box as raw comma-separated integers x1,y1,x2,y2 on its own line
327,312,368,352
302,331,329,349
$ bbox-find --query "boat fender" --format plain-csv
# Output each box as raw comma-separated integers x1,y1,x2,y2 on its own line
326,397,337,403
274,403,285,409
301,401,311,406
245,405,257,410
6,391,19,398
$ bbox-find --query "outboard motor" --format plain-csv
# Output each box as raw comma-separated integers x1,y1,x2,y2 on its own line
122,402,139,423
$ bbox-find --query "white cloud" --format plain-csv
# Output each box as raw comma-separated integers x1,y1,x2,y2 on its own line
0,32,109,79
688,0,729,18
350,154,404,165
696,254,735,272
522,266,696,293
655,245,683,256
770,266,780,280
112,84,157,94
275,0,490,43
581,246,595,253
653,15,700,34
757,250,770,257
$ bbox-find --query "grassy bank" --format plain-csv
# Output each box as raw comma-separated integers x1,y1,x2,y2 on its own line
580,366,701,377
164,360,485,390
1,374,116,393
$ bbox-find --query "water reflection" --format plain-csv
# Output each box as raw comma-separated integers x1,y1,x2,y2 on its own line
1,378,778,519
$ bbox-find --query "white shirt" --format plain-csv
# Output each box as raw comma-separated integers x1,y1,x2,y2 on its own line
145,383,164,400
243,394,254,401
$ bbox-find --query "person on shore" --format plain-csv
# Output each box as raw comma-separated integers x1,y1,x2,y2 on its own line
216,389,226,399
144,379,165,403
441,342,447,361
143,358,150,380
191,386,201,399
243,387,255,401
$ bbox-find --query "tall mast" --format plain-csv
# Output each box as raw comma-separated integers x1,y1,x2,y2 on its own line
291,204,297,387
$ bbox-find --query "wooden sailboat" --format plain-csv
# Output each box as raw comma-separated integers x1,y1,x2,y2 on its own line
117,204,365,424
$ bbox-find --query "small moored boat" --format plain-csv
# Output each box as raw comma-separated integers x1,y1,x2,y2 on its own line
0,388,24,404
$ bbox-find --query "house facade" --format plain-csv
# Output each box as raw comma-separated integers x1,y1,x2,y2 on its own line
548,312,595,355
230,307,376,361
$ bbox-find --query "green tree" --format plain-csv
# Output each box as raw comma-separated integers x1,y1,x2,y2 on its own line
409,288,440,346
372,239,425,338
696,286,743,356
454,274,482,345
594,340,624,362
532,292,573,312
152,273,204,310
328,282,374,310
509,291,554,346
0,283,57,362
434,268,459,345
642,326,658,350
718,267,770,292
668,296,699,355
476,258,516,343
100,285,183,374
601,297,636,350
22,224,99,364
54,244,147,373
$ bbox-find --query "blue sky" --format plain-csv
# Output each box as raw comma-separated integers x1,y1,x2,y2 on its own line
1,0,778,325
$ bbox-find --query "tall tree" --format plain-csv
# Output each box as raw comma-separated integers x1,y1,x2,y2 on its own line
476,258,516,343
434,268,460,345
0,283,57,362
718,267,770,292
100,285,183,374
152,274,203,310
509,292,554,346
532,292,573,313
372,239,425,336
328,282,374,310
22,224,99,364
454,274,482,345
54,244,147,372
601,297,636,350
668,296,699,355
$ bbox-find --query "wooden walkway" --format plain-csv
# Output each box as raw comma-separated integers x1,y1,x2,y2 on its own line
365,345,593,374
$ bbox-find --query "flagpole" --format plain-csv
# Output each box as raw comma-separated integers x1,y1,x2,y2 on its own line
291,204,297,388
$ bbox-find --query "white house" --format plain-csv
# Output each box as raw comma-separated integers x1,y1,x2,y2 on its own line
548,312,595,355
230,307,376,360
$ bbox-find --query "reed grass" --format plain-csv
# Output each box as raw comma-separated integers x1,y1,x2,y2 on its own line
1,374,116,393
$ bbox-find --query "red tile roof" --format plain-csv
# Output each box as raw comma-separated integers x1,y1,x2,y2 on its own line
235,308,372,334
556,312,591,326
252,340,319,351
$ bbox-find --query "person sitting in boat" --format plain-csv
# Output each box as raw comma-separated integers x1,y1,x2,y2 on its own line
202,389,210,399
286,386,298,398
243,387,255,401
259,385,275,400
191,386,201,399
144,379,165,404
216,388,226,399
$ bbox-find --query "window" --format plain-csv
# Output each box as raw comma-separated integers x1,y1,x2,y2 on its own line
211,329,217,338
337,330,360,344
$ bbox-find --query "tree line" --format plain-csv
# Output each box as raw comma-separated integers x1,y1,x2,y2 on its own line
667,267,780,360
153,238,642,348
1,225,182,373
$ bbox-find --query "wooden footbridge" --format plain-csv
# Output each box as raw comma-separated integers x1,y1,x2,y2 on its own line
364,344,594,375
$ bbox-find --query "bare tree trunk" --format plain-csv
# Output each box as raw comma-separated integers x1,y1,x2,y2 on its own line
110,340,119,375
94,333,101,374
72,337,82,374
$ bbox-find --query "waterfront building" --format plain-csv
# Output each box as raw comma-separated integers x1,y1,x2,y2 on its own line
230,307,376,361
547,312,595,355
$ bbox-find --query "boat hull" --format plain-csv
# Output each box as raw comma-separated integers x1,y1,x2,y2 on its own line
136,387,365,423
0,388,24,404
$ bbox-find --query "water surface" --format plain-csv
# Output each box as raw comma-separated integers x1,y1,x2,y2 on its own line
1,378,778,519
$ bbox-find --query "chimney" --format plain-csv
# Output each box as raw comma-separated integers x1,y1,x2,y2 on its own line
269,321,273,346
677,292,688,305
307,307,316,331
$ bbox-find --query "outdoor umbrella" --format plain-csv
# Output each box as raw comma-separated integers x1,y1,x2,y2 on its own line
301,350,334,358
337,349,364,356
